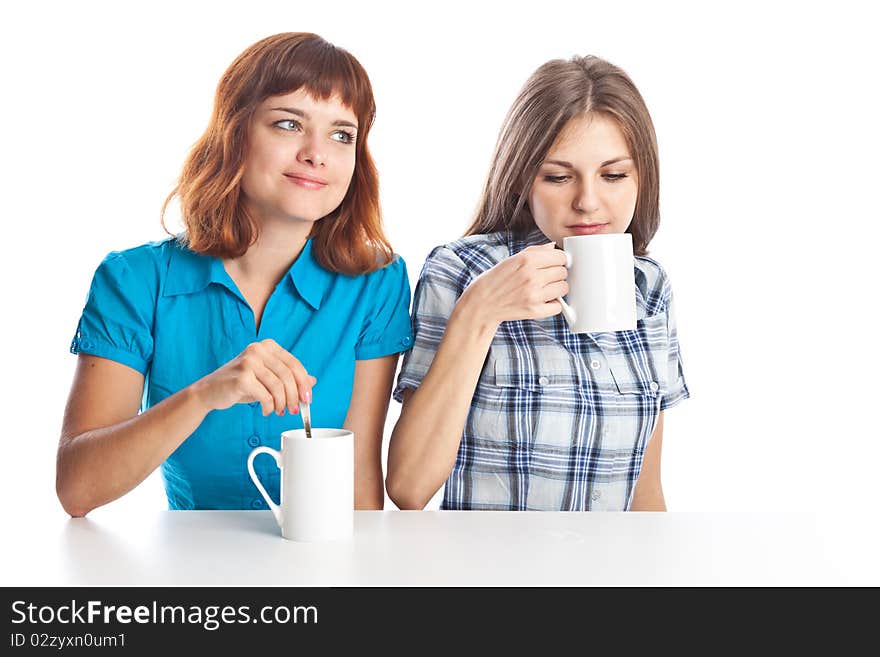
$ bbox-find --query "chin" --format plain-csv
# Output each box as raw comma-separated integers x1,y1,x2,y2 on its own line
275,204,328,224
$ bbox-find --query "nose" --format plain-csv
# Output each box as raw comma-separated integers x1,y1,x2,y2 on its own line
297,135,327,167
573,180,600,214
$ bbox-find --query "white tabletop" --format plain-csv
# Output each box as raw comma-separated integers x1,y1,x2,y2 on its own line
5,509,878,586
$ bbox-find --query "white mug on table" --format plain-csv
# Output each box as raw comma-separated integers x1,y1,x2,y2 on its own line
247,428,353,542
556,233,637,333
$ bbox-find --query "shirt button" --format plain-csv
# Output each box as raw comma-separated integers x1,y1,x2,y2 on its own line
538,376,550,386
251,499,265,509
590,359,601,370
401,336,412,346
649,381,659,392
247,435,260,448
591,489,602,501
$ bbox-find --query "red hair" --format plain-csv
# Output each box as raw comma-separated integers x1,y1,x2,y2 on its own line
162,32,392,274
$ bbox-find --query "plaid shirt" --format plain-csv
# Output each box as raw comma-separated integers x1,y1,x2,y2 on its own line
393,228,690,511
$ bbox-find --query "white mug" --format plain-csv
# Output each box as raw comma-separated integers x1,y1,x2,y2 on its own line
247,428,353,542
556,233,637,333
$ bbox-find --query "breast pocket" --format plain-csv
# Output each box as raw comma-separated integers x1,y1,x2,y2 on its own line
607,311,669,399
493,357,582,391
477,355,584,449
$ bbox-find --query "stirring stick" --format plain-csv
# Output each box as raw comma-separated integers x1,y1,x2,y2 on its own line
299,401,312,438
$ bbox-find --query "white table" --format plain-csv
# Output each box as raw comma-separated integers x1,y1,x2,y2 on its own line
5,510,877,586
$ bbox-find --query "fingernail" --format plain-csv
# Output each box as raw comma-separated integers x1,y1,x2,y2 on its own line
305,390,312,403
293,406,299,415
280,409,285,416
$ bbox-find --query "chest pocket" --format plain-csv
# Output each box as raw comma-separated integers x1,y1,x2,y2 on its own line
492,357,582,392
607,311,669,398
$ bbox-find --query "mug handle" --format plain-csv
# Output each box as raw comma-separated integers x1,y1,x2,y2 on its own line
247,446,283,527
556,250,577,326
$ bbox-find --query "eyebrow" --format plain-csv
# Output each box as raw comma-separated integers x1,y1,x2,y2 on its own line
543,156,633,168
269,106,358,130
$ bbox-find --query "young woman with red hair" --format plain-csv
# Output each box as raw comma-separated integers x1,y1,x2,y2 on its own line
58,33,412,515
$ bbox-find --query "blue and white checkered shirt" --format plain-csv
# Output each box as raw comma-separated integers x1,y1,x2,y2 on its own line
393,228,690,511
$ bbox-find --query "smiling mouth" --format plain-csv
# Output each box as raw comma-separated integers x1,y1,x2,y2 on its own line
284,174,328,189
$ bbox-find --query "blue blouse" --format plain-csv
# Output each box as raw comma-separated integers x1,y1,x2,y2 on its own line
70,237,413,510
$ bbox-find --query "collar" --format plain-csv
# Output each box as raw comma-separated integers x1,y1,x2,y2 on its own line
505,226,552,256
162,237,331,310
285,238,332,310
162,239,230,297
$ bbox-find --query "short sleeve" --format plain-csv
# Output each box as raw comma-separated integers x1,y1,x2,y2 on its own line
392,246,470,403
659,288,690,410
354,255,413,361
70,251,156,374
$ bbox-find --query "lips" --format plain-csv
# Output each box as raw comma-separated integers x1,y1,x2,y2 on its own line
568,223,609,235
283,173,328,189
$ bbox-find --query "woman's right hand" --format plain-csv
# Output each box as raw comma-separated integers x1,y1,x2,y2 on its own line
191,339,317,416
458,242,569,326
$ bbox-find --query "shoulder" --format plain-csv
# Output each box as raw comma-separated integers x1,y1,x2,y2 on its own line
363,251,408,281
99,237,178,274
357,252,411,296
634,255,673,314
424,232,509,276
93,238,179,292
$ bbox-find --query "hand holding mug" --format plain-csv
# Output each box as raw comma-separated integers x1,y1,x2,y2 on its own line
462,243,569,325
192,339,317,416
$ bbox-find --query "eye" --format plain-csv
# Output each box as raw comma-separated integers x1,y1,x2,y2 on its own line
602,173,629,182
331,130,356,144
543,175,570,184
273,119,302,132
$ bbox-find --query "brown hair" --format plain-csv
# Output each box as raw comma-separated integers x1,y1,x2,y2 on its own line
466,55,660,256
161,32,392,274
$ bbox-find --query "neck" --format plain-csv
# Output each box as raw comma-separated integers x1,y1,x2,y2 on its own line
223,214,314,285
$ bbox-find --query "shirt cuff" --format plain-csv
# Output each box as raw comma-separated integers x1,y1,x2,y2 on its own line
70,335,149,375
355,331,414,361
392,374,425,403
659,378,690,411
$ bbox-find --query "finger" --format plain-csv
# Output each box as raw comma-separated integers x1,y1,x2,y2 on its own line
268,347,314,405
533,299,564,320
541,280,569,301
522,244,568,268
261,343,311,407
262,353,300,414
536,265,569,286
289,360,313,404
253,364,288,416
242,375,275,417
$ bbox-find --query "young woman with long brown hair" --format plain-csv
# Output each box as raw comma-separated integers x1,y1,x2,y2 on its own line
387,55,689,512
58,33,412,515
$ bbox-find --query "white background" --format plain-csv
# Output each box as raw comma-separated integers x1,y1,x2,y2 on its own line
1,0,878,532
